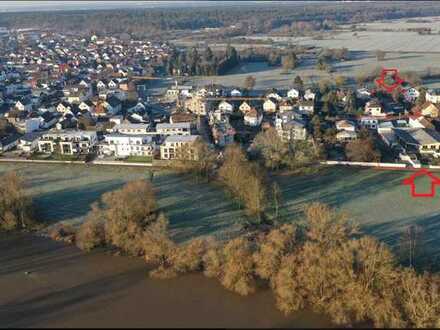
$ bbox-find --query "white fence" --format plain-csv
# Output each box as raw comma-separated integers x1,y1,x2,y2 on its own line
0,158,86,165
92,160,152,167
0,158,152,167
321,160,408,168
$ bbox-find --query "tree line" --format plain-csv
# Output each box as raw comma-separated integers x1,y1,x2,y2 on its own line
165,44,239,76
4,2,440,39
165,45,302,77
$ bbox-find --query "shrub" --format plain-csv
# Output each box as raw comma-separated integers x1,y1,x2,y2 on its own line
48,223,76,244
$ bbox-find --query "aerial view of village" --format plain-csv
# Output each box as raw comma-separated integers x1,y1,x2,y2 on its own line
2,1,440,328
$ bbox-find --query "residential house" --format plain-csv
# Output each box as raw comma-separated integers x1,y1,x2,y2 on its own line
395,128,440,157
359,116,379,130
412,102,439,118
15,99,33,112
239,101,252,115
17,131,43,153
279,99,294,113
218,100,234,114
297,100,314,115
160,135,199,160
166,85,193,100
408,115,434,129
100,133,155,157
156,122,192,136
56,101,72,114
244,108,263,127
78,100,95,113
426,89,440,104
230,89,242,97
212,122,235,147
0,134,21,153
336,130,358,142
403,87,420,102
170,112,196,124
184,96,209,115
304,89,316,101
356,88,372,99
287,88,300,99
113,123,149,135
336,120,356,132
365,99,385,117
275,115,307,141
263,98,278,113
38,129,98,155
266,91,282,101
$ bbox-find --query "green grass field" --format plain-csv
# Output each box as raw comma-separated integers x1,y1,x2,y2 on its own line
1,163,439,264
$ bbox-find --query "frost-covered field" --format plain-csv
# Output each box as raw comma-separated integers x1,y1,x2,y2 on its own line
1,163,439,264
246,31,440,53
0,163,244,242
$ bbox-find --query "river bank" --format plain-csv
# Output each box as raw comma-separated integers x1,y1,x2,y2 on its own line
0,232,331,328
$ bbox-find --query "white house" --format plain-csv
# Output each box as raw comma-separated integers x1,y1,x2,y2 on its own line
101,133,155,158
38,130,98,155
263,98,277,113
57,101,71,114
426,89,440,104
365,100,385,117
113,123,150,135
304,89,316,101
156,122,191,136
218,100,234,113
239,101,252,114
230,89,242,97
336,120,356,132
78,101,94,113
403,87,420,102
356,88,372,99
244,108,263,127
15,99,32,112
287,88,300,99
336,130,357,142
266,92,282,101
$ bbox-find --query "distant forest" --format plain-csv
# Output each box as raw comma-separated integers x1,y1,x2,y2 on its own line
2,1,440,38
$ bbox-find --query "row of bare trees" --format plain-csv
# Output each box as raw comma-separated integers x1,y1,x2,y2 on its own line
71,175,440,327
3,169,437,327
218,144,268,221
143,203,440,328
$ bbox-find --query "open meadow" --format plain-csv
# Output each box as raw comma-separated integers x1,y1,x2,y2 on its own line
0,163,245,243
1,163,439,266
176,16,440,89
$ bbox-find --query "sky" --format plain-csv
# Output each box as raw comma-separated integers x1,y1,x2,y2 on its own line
0,1,320,13
0,1,259,12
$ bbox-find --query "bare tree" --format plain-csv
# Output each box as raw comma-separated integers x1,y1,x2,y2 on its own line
244,75,256,90
0,171,34,231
